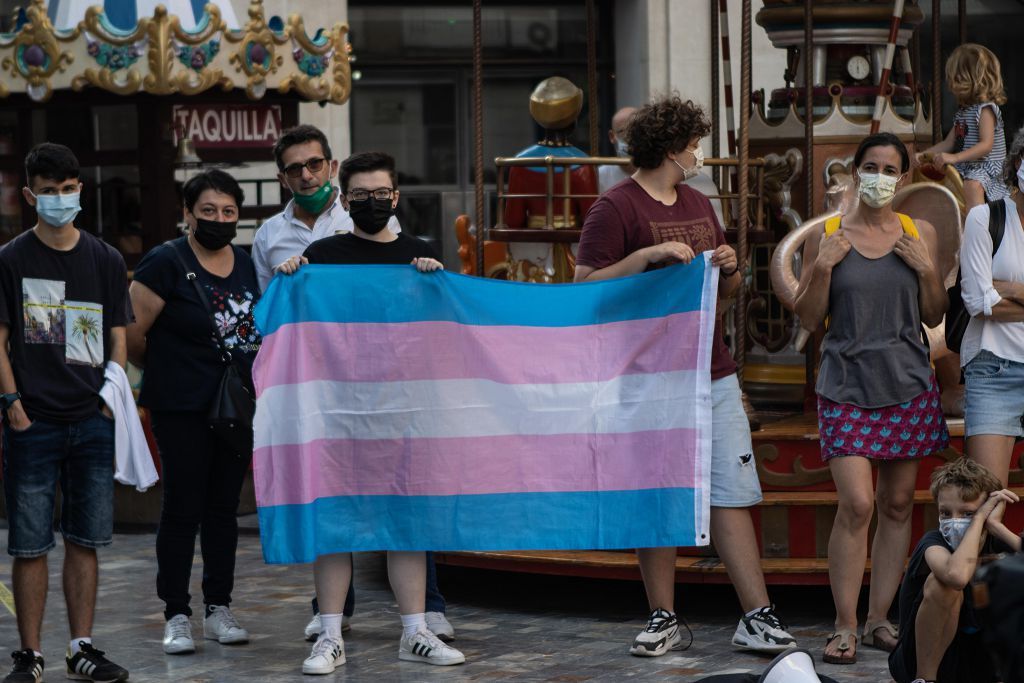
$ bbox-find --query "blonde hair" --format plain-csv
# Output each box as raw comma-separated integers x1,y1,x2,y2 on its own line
945,44,1007,106
930,457,1002,501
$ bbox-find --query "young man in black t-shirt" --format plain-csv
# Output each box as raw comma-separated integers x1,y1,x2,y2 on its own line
0,144,130,683
889,458,1021,683
281,152,464,675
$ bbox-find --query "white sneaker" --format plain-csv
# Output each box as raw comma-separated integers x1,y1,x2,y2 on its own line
304,614,351,641
424,612,455,642
731,605,797,653
203,605,250,644
398,629,465,666
629,608,683,657
163,614,195,654
302,635,345,675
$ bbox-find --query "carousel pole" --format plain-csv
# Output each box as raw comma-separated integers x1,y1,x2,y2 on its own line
710,0,721,188
718,0,738,195
473,0,485,278
803,0,813,221
958,0,966,43
869,0,906,134
736,0,751,383
586,0,599,155
931,0,941,143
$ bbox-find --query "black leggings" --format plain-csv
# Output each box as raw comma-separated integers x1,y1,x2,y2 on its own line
151,411,251,619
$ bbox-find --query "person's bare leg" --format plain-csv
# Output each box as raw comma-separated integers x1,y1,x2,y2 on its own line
962,179,985,211
710,506,769,612
387,551,426,615
934,354,964,417
636,548,678,612
825,456,875,661
313,553,353,615
965,434,1016,486
63,541,98,641
865,459,919,648
12,556,48,652
914,574,963,680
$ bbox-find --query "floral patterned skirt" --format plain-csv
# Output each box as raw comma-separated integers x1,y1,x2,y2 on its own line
817,375,950,461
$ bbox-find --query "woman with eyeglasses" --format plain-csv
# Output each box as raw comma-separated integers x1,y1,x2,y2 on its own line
127,170,261,656
794,133,950,665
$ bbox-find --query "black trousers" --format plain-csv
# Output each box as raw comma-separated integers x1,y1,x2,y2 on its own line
151,411,250,619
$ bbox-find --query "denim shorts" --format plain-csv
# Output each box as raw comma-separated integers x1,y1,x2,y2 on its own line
964,350,1024,438
2,411,115,557
709,374,763,508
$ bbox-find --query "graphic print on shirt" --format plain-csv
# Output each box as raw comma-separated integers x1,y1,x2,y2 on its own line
206,283,260,353
649,219,717,253
22,278,105,366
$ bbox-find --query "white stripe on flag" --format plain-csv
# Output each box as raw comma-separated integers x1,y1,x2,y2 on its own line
255,370,702,447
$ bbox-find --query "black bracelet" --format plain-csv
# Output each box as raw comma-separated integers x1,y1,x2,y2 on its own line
720,266,738,277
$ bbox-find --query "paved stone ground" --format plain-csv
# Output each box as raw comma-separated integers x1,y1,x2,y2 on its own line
0,527,896,682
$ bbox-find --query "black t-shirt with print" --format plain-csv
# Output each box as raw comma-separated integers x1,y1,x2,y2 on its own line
0,229,131,422
133,238,261,413
303,232,438,265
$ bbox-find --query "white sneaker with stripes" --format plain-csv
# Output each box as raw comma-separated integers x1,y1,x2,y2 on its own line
398,630,465,666
301,635,345,675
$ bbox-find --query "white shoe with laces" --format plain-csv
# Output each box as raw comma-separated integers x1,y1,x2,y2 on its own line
203,606,249,644
398,629,465,666
731,605,797,653
424,612,455,642
302,635,345,675
163,614,195,655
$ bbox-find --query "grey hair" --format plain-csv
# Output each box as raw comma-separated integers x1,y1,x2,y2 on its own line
1005,127,1024,191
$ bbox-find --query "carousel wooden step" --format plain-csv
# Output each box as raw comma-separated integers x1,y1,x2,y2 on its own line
760,488,1024,506
434,550,855,585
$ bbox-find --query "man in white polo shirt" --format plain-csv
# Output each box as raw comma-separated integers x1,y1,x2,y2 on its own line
251,124,401,292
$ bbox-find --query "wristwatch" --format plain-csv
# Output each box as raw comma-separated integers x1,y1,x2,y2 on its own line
0,392,21,411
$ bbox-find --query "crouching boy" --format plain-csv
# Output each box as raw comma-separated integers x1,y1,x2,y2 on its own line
889,457,1021,683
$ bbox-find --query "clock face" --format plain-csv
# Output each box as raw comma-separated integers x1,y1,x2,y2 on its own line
847,55,871,81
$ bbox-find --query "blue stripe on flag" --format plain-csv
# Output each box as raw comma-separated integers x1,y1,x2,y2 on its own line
257,488,699,563
254,257,710,335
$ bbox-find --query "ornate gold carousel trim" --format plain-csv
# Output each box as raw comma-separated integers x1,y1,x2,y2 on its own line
0,0,352,104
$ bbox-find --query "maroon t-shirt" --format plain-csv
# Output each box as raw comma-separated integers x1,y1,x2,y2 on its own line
576,178,737,380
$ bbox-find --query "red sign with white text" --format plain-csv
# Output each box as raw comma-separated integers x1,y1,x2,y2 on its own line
172,104,283,149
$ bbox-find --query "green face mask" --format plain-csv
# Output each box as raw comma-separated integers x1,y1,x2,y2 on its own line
292,181,334,215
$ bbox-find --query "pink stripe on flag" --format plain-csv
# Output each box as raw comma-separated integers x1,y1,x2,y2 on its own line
254,429,697,507
254,313,702,391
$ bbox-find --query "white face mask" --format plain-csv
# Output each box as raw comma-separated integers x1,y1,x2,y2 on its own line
615,139,629,157
857,170,900,208
673,145,704,182
939,517,972,551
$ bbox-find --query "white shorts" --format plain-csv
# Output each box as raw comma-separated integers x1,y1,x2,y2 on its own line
709,373,763,508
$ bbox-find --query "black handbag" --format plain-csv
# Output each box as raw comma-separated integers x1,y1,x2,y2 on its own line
170,242,255,456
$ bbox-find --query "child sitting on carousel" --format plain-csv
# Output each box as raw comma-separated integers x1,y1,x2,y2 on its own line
888,457,1020,683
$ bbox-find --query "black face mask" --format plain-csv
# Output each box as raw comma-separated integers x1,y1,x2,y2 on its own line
348,197,394,235
192,217,238,250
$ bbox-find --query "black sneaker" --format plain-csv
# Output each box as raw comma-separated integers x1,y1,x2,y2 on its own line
629,608,683,657
4,650,43,683
65,643,128,682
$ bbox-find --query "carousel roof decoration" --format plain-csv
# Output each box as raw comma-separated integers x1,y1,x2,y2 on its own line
0,0,354,104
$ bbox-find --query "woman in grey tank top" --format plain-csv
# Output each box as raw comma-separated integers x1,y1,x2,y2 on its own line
794,133,950,665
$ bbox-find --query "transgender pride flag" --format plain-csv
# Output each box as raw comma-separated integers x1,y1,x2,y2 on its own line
252,256,719,564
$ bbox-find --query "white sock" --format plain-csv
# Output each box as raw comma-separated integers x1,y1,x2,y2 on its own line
319,613,343,639
400,612,427,637
69,637,91,654
33,651,43,659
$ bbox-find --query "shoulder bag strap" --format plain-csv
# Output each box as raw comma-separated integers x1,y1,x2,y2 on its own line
988,199,1006,256
168,241,233,364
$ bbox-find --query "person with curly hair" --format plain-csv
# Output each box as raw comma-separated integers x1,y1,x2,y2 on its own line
575,95,796,657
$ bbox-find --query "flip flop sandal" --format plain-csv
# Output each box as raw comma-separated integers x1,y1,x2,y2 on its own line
822,629,858,665
862,620,898,652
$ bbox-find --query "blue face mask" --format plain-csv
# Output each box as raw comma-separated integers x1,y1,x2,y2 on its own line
615,139,629,157
939,517,972,550
30,190,81,228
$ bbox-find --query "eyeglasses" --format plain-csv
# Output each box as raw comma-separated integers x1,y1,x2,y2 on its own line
347,188,394,202
282,157,328,178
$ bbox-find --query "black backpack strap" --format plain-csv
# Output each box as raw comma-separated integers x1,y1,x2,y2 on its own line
168,240,234,365
989,199,1006,255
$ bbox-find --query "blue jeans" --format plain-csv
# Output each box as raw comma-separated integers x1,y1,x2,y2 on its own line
2,412,115,557
311,552,446,616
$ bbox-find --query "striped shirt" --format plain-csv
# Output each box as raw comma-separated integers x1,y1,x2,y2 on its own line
953,102,1009,201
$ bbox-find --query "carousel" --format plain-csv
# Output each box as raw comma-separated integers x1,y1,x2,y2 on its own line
441,0,1024,585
